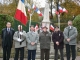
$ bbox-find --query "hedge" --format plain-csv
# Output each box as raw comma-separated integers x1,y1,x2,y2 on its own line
0,14,14,34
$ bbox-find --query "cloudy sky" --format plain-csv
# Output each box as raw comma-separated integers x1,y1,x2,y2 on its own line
33,0,46,8
0,0,2,3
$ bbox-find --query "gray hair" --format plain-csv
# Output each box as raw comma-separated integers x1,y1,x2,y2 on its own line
18,25,22,28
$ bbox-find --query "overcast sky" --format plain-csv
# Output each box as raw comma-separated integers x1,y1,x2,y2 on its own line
33,0,46,8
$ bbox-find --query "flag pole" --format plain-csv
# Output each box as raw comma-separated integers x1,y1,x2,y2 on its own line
29,14,32,32
29,11,34,32
58,14,60,30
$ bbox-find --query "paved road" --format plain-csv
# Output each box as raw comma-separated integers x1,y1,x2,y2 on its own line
0,56,80,60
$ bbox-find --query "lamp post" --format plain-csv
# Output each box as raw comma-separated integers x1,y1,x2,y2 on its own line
56,0,60,30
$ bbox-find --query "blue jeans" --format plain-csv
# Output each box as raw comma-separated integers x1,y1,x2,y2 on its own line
28,50,36,60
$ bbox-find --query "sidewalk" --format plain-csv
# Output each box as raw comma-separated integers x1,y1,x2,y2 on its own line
0,56,80,60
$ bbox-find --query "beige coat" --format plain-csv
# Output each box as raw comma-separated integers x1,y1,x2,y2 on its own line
13,31,27,48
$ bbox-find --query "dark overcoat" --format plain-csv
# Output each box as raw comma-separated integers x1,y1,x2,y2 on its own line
1,28,15,48
52,31,64,49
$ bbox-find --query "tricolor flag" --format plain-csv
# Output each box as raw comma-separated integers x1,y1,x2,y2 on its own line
28,8,31,13
35,8,43,16
58,6,63,13
35,24,39,31
32,4,36,10
50,25,54,31
14,0,28,26
63,8,68,13
56,11,59,15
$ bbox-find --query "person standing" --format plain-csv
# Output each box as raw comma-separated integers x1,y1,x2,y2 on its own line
13,25,26,60
1,22,15,60
52,26,64,60
63,20,78,60
39,26,51,60
26,25,39,60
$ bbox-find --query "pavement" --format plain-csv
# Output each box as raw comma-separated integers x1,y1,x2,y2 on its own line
0,56,80,60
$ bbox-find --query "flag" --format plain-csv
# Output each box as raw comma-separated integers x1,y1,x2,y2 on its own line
14,0,28,26
28,8,31,13
35,24,39,31
35,8,43,16
58,6,63,13
50,25,54,31
32,4,36,10
56,11,59,15
63,8,68,13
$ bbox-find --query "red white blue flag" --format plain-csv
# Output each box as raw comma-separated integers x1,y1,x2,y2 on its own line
14,0,28,26
58,6,63,13
50,24,54,31
32,4,36,10
63,8,68,13
28,8,31,13
35,8,43,16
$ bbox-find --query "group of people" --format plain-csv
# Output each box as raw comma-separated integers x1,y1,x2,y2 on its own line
1,20,78,60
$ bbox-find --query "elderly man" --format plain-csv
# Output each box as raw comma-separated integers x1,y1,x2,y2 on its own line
13,25,26,60
39,26,51,60
63,20,78,60
26,25,39,60
1,22,15,60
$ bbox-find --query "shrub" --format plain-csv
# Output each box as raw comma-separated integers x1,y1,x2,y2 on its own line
73,14,80,42
0,14,14,34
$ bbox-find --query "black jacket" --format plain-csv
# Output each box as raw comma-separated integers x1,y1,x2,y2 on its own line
52,31,64,49
1,28,15,48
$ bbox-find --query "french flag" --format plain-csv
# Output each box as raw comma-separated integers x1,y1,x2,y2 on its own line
63,8,68,13
35,8,43,16
56,11,59,15
14,0,28,26
35,24,39,31
50,25,54,31
28,8,31,13
32,4,36,10
58,6,63,13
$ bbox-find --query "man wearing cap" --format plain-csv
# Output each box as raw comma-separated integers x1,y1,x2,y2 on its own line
26,25,39,60
39,26,51,60
13,25,26,60
52,26,64,60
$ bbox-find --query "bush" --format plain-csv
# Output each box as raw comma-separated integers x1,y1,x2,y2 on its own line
73,14,80,42
0,14,14,34
73,15,80,33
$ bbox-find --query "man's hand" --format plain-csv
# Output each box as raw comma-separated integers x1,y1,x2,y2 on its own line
17,38,22,42
56,41,59,45
31,42,35,45
67,38,70,42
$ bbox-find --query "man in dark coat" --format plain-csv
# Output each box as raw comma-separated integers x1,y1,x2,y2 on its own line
1,22,15,60
39,26,51,60
52,26,64,60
